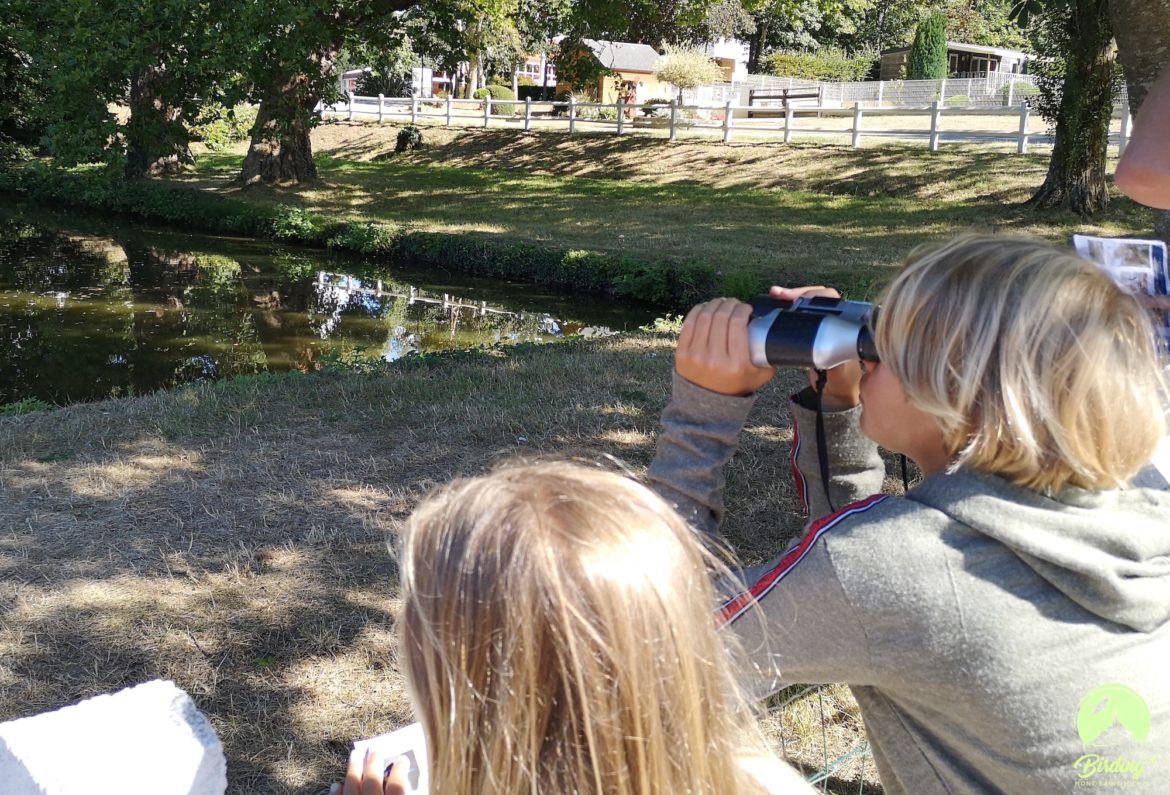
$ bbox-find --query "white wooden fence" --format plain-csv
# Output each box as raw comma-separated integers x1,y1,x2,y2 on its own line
320,94,1135,156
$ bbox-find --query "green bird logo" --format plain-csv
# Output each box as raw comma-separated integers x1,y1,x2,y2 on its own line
1078,684,1151,746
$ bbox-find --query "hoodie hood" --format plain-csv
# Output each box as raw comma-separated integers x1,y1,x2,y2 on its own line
909,468,1170,633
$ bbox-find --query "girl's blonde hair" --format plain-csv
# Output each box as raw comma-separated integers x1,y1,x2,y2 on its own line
398,462,779,795
875,234,1168,493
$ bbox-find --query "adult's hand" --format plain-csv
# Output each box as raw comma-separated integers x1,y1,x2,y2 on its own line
769,285,862,411
675,297,775,396
339,750,410,795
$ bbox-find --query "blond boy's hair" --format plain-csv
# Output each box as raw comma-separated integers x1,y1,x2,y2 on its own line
875,234,1167,493
398,462,779,795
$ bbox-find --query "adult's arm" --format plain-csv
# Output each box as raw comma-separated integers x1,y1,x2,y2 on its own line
1115,66,1170,209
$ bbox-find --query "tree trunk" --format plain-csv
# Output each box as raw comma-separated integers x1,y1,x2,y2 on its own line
239,43,342,186
124,65,192,180
1109,0,1170,239
1028,0,1116,216
239,83,318,186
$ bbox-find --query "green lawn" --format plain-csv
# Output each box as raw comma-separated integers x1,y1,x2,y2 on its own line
176,129,1161,299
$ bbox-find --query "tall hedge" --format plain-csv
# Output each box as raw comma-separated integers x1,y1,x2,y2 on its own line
767,49,876,82
906,15,949,80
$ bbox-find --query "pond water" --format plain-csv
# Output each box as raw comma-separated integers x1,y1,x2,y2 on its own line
0,205,659,405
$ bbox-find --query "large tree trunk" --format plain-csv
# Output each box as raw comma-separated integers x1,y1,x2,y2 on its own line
1028,0,1116,216
1109,0,1170,239
239,81,319,186
124,65,192,180
239,45,341,186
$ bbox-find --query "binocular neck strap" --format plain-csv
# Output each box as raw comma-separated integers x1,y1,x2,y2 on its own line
813,369,834,513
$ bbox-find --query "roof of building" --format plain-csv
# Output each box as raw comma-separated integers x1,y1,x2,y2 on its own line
582,39,661,73
881,41,1030,60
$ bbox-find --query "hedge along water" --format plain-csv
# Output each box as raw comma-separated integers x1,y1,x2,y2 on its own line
0,206,659,406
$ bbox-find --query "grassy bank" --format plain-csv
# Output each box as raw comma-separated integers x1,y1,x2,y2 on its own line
3,122,1161,308
0,337,883,792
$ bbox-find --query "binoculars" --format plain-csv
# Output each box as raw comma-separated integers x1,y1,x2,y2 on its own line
747,295,879,370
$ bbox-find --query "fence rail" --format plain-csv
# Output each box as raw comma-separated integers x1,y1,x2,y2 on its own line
321,94,1134,156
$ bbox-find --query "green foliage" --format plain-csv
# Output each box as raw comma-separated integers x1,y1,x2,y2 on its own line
638,314,684,334
907,14,948,80
553,38,613,94
190,104,259,151
326,221,402,254
270,207,322,243
0,397,55,416
473,84,517,115
767,48,876,82
395,125,424,152
654,45,725,101
718,270,764,300
945,94,970,106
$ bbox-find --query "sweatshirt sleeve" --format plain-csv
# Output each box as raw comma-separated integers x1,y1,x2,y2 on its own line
720,508,883,700
647,371,757,538
789,387,885,522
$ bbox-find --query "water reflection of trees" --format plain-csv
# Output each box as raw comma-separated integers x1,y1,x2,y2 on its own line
0,217,618,403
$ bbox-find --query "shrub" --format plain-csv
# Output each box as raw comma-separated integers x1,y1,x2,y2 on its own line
906,15,948,80
718,271,764,300
395,124,424,152
190,103,258,151
326,221,402,255
767,49,876,82
472,84,517,115
269,206,322,243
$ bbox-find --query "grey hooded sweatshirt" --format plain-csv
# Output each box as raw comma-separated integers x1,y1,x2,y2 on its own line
648,374,1170,794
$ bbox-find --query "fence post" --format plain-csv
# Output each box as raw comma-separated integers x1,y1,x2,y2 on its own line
411,96,418,124
484,95,491,127
722,99,733,143
1007,76,1015,107
524,97,532,131
877,81,884,106
1118,100,1131,158
784,104,794,144
617,100,625,135
851,101,863,149
938,78,947,105
569,95,576,135
378,94,384,123
669,99,678,141
445,94,452,126
929,100,941,151
1016,101,1030,154
347,93,354,121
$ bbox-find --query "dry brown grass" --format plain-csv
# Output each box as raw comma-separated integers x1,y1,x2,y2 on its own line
0,337,880,792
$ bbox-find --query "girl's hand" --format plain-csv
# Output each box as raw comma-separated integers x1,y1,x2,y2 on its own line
769,285,862,411
675,298,775,396
338,750,410,795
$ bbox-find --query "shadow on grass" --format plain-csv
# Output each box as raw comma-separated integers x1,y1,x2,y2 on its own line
0,336,830,792
178,141,1157,302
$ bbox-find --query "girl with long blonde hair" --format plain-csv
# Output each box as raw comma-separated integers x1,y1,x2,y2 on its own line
344,462,811,795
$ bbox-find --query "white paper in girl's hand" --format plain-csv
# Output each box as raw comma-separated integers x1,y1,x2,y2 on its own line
350,721,429,794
